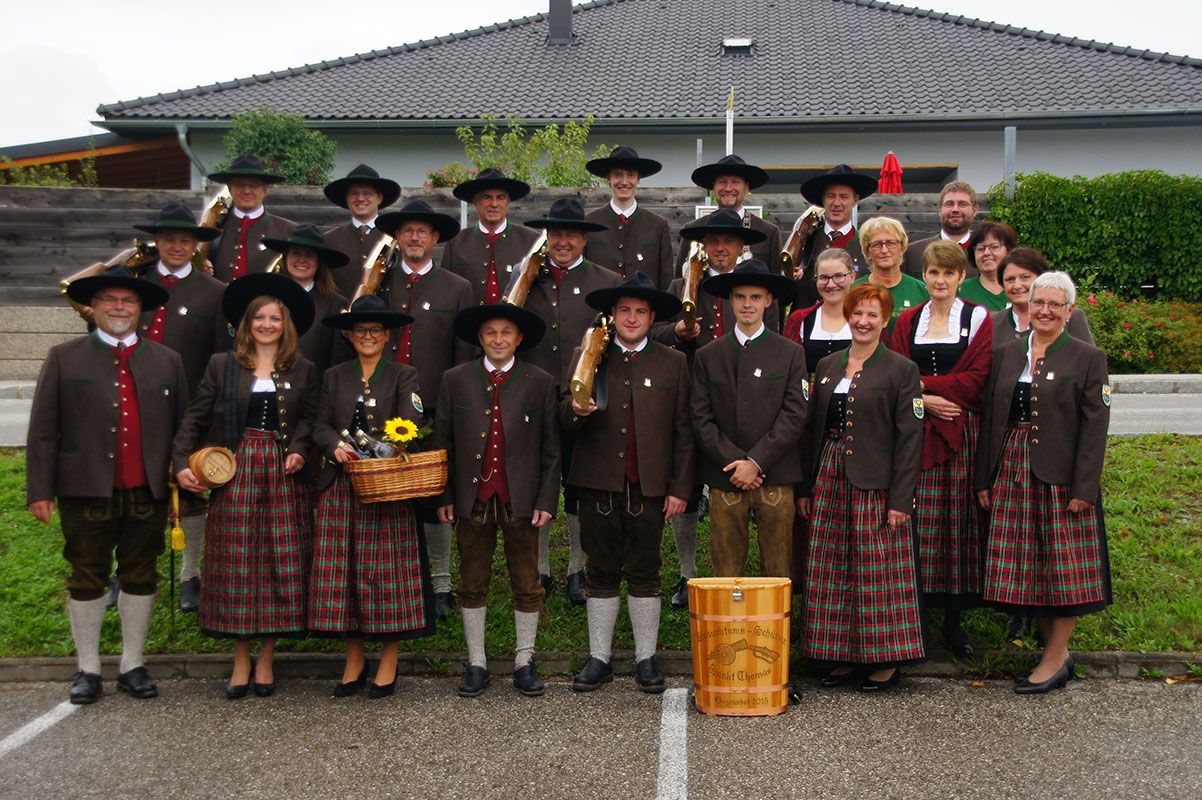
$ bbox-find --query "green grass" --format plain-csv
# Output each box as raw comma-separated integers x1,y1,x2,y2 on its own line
1,435,1200,662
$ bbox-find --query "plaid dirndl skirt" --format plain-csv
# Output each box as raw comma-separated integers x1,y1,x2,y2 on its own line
200,429,312,639
982,424,1112,616
914,411,982,604
308,470,436,640
801,438,926,666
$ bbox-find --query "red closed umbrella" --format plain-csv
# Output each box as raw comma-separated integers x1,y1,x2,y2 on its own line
879,151,904,194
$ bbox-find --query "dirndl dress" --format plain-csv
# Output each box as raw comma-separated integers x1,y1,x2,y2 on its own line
200,392,312,639
801,396,926,667
982,384,1112,616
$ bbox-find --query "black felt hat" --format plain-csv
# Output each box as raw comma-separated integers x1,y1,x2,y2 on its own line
452,168,532,203
690,154,769,191
66,264,169,310
679,208,768,245
586,145,663,179
376,198,462,242
799,164,878,205
323,163,401,209
132,202,221,242
322,294,413,330
261,224,351,269
586,271,682,318
524,198,608,233
207,153,286,184
222,272,316,336
453,303,546,351
701,258,796,304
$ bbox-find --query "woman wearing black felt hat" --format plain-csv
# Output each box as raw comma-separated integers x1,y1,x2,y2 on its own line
308,296,437,699
171,273,319,699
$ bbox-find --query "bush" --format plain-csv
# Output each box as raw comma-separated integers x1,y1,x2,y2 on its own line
213,108,336,185
987,171,1202,301
437,115,611,188
1081,286,1202,374
1157,301,1202,374
0,150,98,187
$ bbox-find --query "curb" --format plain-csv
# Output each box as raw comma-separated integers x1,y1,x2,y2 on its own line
1,650,1197,684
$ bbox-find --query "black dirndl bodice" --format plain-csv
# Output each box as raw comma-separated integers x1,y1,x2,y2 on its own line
910,302,975,376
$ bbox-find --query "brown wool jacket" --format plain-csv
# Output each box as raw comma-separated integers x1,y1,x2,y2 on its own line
584,205,675,290
976,333,1110,501
312,359,424,491
137,268,231,396
691,330,808,489
504,260,621,388
210,212,296,283
323,221,387,300
441,223,542,306
171,352,318,473
990,307,1094,349
801,343,924,514
903,235,979,279
434,359,561,519
27,334,188,502
561,340,695,499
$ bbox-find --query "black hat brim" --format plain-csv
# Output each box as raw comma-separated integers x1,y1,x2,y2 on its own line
586,156,663,179
323,176,402,209
524,217,609,233
679,222,767,246
585,285,682,319
375,209,461,242
453,304,546,352
800,174,878,205
701,272,796,304
132,221,221,242
261,237,351,269
67,274,169,311
452,176,532,203
222,273,316,336
691,162,770,191
206,168,287,185
322,308,413,330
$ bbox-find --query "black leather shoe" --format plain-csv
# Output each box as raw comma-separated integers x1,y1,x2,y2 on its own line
1005,613,1031,641
1014,662,1070,694
820,667,859,688
253,681,276,697
105,578,120,609
458,665,491,698
859,668,900,693
434,591,455,621
539,574,554,594
788,677,805,705
944,626,975,660
572,657,613,692
333,663,369,698
116,666,158,699
368,674,397,699
669,578,690,611
225,681,250,700
566,570,588,606
634,656,666,694
69,671,102,704
179,577,201,613
513,662,545,697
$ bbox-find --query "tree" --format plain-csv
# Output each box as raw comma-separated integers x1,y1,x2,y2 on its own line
213,108,337,185
429,115,611,188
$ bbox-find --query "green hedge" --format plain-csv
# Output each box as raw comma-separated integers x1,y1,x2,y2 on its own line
987,171,1202,301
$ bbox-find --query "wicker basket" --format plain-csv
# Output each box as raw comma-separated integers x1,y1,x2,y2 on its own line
343,449,448,503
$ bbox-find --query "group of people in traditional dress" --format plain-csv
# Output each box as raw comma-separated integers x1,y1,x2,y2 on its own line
26,149,1111,705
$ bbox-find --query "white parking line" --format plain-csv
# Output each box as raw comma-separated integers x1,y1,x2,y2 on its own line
656,687,689,800
0,701,79,760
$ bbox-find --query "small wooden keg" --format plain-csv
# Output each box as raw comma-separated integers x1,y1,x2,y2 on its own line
187,446,237,489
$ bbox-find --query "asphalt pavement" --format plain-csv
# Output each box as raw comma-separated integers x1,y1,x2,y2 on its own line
1,676,1199,799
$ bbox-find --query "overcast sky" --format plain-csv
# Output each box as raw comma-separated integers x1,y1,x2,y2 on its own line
2,0,1198,148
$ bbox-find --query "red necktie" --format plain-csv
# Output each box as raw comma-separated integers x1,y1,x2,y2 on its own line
624,351,640,485
394,273,422,364
616,213,630,226
828,228,854,249
959,240,969,250
146,274,181,343
482,230,503,304
234,216,258,279
548,263,569,289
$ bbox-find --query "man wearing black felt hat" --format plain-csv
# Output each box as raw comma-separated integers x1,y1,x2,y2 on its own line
792,164,878,306
677,154,781,276
376,198,476,618
442,168,541,306
504,197,621,606
27,265,189,704
131,203,232,613
435,303,559,698
322,163,402,300
562,273,694,694
206,154,296,283
583,146,675,291
691,259,808,581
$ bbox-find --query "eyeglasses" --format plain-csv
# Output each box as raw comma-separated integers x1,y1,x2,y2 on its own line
351,326,388,338
93,295,140,307
398,227,435,239
816,272,853,285
866,239,902,251
1030,299,1069,312
974,243,1005,254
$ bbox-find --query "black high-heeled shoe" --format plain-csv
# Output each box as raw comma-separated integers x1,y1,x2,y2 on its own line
333,663,370,698
859,668,901,692
820,667,859,688
368,673,397,699
1014,661,1070,695
225,681,250,700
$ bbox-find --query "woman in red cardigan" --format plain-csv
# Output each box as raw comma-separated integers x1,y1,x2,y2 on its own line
890,241,992,658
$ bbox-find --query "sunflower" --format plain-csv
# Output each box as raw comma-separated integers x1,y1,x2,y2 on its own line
383,417,419,444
